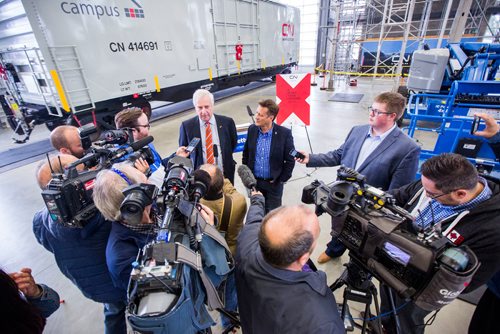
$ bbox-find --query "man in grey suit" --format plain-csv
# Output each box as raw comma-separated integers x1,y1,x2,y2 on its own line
296,91,420,263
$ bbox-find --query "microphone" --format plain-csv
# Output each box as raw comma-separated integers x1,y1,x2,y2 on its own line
113,136,154,160
246,105,255,123
213,144,219,158
95,129,130,146
237,165,257,192
191,169,212,243
192,169,211,202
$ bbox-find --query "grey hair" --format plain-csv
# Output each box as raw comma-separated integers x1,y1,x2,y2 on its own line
92,163,144,221
192,89,214,107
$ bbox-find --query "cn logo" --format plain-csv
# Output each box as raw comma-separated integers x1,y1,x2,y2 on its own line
282,23,294,37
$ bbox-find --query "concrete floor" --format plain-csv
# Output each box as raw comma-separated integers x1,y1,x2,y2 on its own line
0,76,476,333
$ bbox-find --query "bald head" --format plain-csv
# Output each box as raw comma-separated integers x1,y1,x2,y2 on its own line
50,125,85,158
258,205,320,269
36,154,84,189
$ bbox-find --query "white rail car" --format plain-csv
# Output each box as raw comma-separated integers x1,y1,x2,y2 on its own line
0,0,300,142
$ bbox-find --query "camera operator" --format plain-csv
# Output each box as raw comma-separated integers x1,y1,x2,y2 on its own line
380,153,500,334
296,92,420,264
33,155,127,334
35,154,85,189
467,112,500,334
49,125,86,158
235,191,345,333
93,163,230,332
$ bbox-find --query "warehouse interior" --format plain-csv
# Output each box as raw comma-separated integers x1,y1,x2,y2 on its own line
0,0,499,333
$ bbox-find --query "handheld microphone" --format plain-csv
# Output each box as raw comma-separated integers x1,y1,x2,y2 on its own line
246,105,255,123
237,165,257,192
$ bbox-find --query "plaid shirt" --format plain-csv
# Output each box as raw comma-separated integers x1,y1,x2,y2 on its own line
254,125,274,179
414,177,492,231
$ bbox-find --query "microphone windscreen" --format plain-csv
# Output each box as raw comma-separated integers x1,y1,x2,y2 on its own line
193,169,211,190
237,165,257,189
213,144,219,158
130,136,154,151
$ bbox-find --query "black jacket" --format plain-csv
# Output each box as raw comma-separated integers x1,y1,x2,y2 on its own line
179,114,237,183
242,123,295,183
391,177,500,292
235,195,345,334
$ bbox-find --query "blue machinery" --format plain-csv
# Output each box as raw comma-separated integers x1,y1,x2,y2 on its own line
404,42,500,176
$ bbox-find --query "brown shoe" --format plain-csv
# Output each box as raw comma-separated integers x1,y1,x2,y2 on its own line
317,252,332,264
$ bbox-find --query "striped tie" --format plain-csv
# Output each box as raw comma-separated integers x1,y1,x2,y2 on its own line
205,121,215,164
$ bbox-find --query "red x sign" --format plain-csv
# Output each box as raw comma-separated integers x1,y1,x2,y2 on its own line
276,73,311,125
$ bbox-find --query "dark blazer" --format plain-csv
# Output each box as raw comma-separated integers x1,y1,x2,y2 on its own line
242,123,295,183
307,125,421,190
179,114,238,183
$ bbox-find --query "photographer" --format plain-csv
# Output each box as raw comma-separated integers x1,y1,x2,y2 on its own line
33,155,127,334
235,191,345,333
380,153,500,334
199,163,246,255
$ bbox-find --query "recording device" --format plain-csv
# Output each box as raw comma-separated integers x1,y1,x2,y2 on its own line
185,137,200,153
78,123,99,151
237,164,257,194
41,136,155,228
127,158,235,331
302,166,479,311
289,149,305,160
121,183,159,225
470,115,482,135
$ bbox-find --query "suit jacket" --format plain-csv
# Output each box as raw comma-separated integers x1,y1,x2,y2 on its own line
307,125,420,190
179,114,238,183
242,123,295,183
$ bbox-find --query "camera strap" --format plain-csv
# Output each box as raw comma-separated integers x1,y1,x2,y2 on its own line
175,242,224,310
219,194,233,233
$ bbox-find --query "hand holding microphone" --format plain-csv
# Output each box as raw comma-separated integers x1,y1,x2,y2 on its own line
237,165,262,197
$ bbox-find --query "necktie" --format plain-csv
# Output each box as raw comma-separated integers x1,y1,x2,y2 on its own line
205,122,215,164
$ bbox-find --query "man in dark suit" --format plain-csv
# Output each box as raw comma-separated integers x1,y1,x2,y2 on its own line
243,99,295,213
179,89,238,183
296,92,421,263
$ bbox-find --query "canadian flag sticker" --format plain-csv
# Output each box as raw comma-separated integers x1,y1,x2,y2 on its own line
447,230,464,245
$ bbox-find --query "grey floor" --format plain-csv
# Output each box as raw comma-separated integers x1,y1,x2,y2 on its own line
0,75,475,333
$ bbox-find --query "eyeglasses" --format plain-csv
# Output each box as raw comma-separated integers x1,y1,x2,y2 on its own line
132,124,150,131
426,189,456,200
368,106,395,116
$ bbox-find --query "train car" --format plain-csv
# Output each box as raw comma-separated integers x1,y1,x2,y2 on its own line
0,0,300,142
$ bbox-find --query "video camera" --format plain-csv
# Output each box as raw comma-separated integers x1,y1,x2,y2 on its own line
302,167,479,311
41,125,155,228
125,157,235,331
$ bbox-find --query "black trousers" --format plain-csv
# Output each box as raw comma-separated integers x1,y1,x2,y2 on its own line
468,288,500,334
256,179,284,213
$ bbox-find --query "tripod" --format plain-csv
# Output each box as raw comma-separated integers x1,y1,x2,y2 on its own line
330,257,383,334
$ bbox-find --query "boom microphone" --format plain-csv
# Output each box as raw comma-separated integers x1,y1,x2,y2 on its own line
237,165,257,191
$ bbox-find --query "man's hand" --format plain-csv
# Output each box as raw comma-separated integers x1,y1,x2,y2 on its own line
251,190,263,197
176,146,190,158
474,113,500,139
198,203,215,226
134,158,150,174
295,150,310,164
10,268,42,298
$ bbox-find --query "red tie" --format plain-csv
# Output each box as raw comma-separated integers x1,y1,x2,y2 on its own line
205,122,215,164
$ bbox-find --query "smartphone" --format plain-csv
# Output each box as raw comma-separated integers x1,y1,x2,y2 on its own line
290,149,305,160
185,137,201,153
470,115,481,135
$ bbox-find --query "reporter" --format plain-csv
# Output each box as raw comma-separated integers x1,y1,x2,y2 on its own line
50,125,86,158
0,267,60,334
